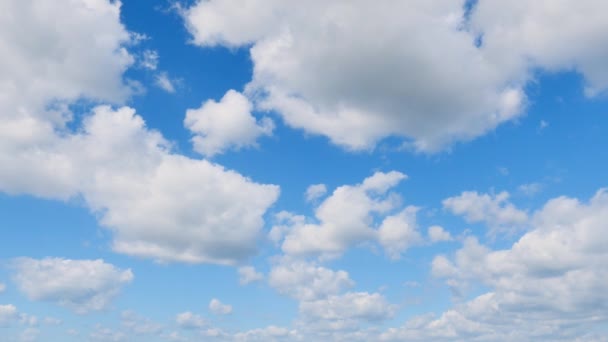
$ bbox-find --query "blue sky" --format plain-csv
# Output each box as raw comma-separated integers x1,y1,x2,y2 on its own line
1,1,608,341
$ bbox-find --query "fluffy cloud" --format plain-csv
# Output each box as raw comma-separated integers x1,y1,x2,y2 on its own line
184,1,608,152
271,172,421,259
427,225,453,243
232,326,300,342
176,312,206,329
268,259,354,301
3,105,279,265
443,191,528,235
0,304,18,326
426,189,608,340
238,266,264,285
469,0,608,97
11,258,133,314
0,0,279,265
378,207,422,260
300,292,396,323
185,90,274,157
305,184,327,202
209,299,233,315
268,258,395,335
0,0,134,200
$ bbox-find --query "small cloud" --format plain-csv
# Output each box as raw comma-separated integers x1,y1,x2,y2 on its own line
305,184,327,202
238,266,263,285
209,299,232,315
539,120,549,130
140,50,159,70
517,182,543,196
428,225,452,243
497,167,509,176
155,72,176,93
176,312,206,330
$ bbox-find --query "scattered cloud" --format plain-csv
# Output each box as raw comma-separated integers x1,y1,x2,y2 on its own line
176,311,206,330
11,258,133,314
184,0,608,152
518,182,543,196
209,299,232,315
443,191,528,235
272,171,421,259
0,304,18,326
427,225,453,243
185,89,274,157
140,50,159,70
305,184,327,202
155,72,176,93
238,266,264,285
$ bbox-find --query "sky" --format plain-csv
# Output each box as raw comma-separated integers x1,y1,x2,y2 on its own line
1,0,608,341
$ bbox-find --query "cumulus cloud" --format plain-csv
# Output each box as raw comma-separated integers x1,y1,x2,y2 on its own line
0,304,18,326
185,89,274,157
427,225,453,243
11,258,133,314
271,171,421,259
267,258,395,335
184,0,608,152
300,292,396,323
0,0,279,266
176,312,206,330
238,266,264,285
378,207,422,260
443,191,528,235
2,105,279,265
426,188,608,340
268,259,354,301
209,299,232,315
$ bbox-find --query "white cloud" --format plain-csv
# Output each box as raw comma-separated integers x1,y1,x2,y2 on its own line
0,1,280,266
300,292,396,323
305,184,327,202
233,326,300,342
209,299,232,315
238,266,264,285
1,105,279,265
378,207,422,260
426,188,608,339
121,311,163,335
0,283,5,293
185,89,274,157
90,325,126,342
11,258,133,314
184,1,608,152
272,171,421,259
443,191,528,235
518,182,543,196
176,311,206,330
140,50,159,70
155,72,176,93
0,304,18,326
268,259,354,301
427,225,453,243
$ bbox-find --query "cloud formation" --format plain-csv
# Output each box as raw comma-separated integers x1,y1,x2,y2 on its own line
12,258,133,314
